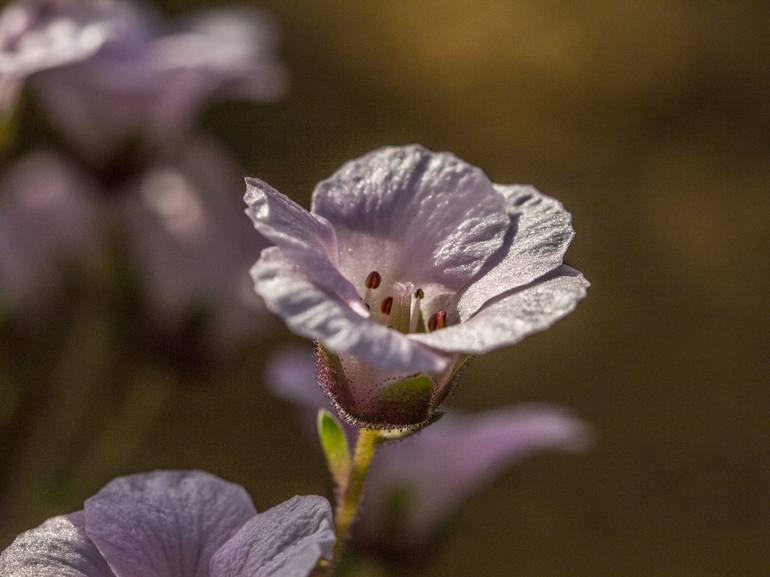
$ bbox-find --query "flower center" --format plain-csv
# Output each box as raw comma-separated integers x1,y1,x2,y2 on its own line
361,270,448,334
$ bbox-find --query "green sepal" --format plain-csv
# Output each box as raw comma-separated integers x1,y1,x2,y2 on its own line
379,373,432,408
352,373,433,429
317,408,351,488
378,411,445,442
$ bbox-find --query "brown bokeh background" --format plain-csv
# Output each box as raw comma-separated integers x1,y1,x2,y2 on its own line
1,1,768,575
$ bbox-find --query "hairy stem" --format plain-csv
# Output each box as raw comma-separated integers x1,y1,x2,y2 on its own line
331,427,380,570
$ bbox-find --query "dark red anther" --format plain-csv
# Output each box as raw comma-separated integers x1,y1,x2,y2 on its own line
365,271,382,289
380,296,393,315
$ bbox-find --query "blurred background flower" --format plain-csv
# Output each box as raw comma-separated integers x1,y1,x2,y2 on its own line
0,150,100,312
34,3,287,165
0,0,283,345
1,1,767,576
0,0,137,117
267,345,592,556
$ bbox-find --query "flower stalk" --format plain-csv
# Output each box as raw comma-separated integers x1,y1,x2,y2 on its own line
331,427,381,571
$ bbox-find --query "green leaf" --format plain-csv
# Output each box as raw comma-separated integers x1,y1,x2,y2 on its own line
317,409,351,488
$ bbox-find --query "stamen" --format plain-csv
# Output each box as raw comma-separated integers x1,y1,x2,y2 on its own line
364,271,382,289
409,288,424,333
363,270,381,308
381,296,393,315
428,309,447,331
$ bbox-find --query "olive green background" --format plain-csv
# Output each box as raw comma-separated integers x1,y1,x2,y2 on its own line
1,1,768,575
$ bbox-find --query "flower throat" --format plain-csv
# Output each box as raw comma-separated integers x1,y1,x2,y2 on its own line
362,270,447,334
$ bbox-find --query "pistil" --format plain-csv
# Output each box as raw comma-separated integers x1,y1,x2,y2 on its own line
410,288,424,333
392,288,410,333
366,279,449,334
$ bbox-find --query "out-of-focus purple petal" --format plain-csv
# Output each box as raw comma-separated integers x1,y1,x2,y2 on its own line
169,8,288,101
311,145,509,309
360,405,592,545
410,266,589,354
35,6,287,161
263,348,592,546
119,138,267,345
210,495,335,577
455,184,575,318
0,151,100,311
245,177,365,316
0,0,138,114
265,345,328,409
252,247,450,374
83,470,256,577
0,512,115,577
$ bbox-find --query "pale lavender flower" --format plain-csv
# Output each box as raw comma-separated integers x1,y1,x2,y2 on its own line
246,144,589,427
0,150,100,310
0,0,136,115
266,347,592,548
0,470,335,577
35,3,288,163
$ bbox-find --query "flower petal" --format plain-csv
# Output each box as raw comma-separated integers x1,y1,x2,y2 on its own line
265,345,328,409
0,512,115,577
252,247,449,373
210,495,335,577
245,178,365,315
455,184,576,318
410,266,589,354
311,144,509,292
361,405,592,545
84,470,256,577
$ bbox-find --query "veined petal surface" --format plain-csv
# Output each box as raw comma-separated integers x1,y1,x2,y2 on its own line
311,145,510,293
411,266,588,354
83,470,256,577
210,496,335,577
0,513,115,577
245,177,364,313
455,184,575,318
